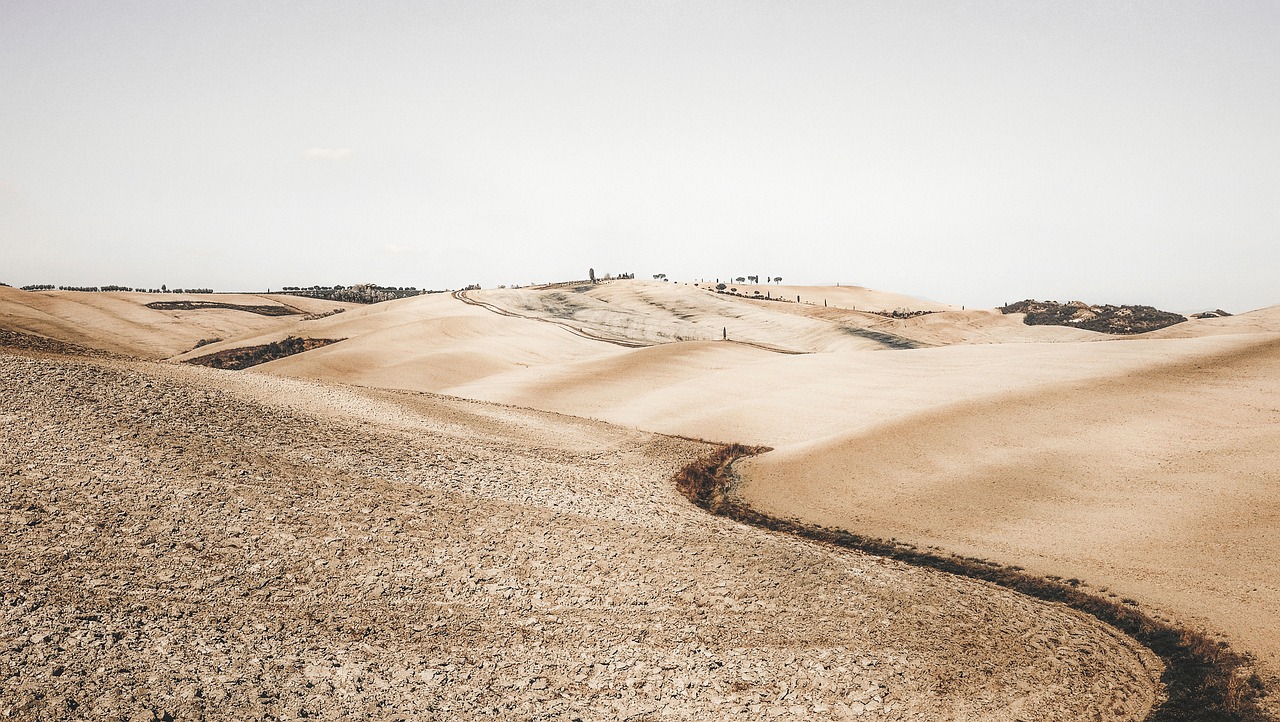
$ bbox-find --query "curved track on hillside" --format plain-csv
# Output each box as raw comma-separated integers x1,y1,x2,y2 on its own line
455,289,808,354
454,289,651,348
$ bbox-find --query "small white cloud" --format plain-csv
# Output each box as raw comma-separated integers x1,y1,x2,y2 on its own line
305,147,353,160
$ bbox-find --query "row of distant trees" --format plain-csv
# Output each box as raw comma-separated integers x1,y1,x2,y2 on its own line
280,284,421,292
587,269,635,283
18,284,212,293
280,283,443,304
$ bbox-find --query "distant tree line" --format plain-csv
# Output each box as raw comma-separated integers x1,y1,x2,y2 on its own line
587,269,635,283
279,283,443,304
18,284,213,293
281,284,420,291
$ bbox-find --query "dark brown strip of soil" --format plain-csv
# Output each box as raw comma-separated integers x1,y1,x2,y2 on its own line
184,337,341,370
675,444,1271,722
145,300,300,316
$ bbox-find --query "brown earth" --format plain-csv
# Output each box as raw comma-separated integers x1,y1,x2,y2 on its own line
0,349,1160,721
0,287,357,359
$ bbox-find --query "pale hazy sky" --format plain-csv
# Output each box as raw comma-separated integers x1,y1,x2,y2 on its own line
2,1,1277,311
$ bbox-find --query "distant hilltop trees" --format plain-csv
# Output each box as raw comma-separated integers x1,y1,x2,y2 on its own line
587,270,634,284
18,284,213,293
279,283,447,304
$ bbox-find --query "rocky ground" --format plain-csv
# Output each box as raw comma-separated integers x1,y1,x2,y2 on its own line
0,349,1161,721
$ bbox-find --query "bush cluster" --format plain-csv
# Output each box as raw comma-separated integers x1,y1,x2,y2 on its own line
1002,299,1186,334
280,284,430,303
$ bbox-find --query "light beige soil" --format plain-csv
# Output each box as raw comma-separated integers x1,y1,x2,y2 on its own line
1,350,1160,721
0,287,358,359
739,333,1280,688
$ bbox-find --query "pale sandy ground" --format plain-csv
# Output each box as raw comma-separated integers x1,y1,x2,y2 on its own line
0,287,357,359
4,281,1279,715
739,332,1280,674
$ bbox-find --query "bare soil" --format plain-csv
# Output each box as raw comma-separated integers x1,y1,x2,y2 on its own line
0,350,1160,721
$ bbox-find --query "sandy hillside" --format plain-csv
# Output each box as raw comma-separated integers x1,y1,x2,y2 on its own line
174,292,626,391
471,283,925,352
0,347,1160,721
1139,304,1280,339
738,332,1280,675
176,281,1101,400
0,287,355,358
448,335,1243,445
5,280,1279,716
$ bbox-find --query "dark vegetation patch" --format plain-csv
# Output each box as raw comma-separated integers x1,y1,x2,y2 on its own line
145,300,300,316
184,337,341,370
675,445,1271,722
862,309,940,320
841,326,925,350
302,308,346,321
1192,310,1234,319
1002,299,1187,334
280,284,441,304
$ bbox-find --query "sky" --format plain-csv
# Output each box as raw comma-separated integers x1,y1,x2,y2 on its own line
1,1,1277,312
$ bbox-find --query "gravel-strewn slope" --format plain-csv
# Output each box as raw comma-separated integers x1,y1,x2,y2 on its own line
1,351,1159,721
